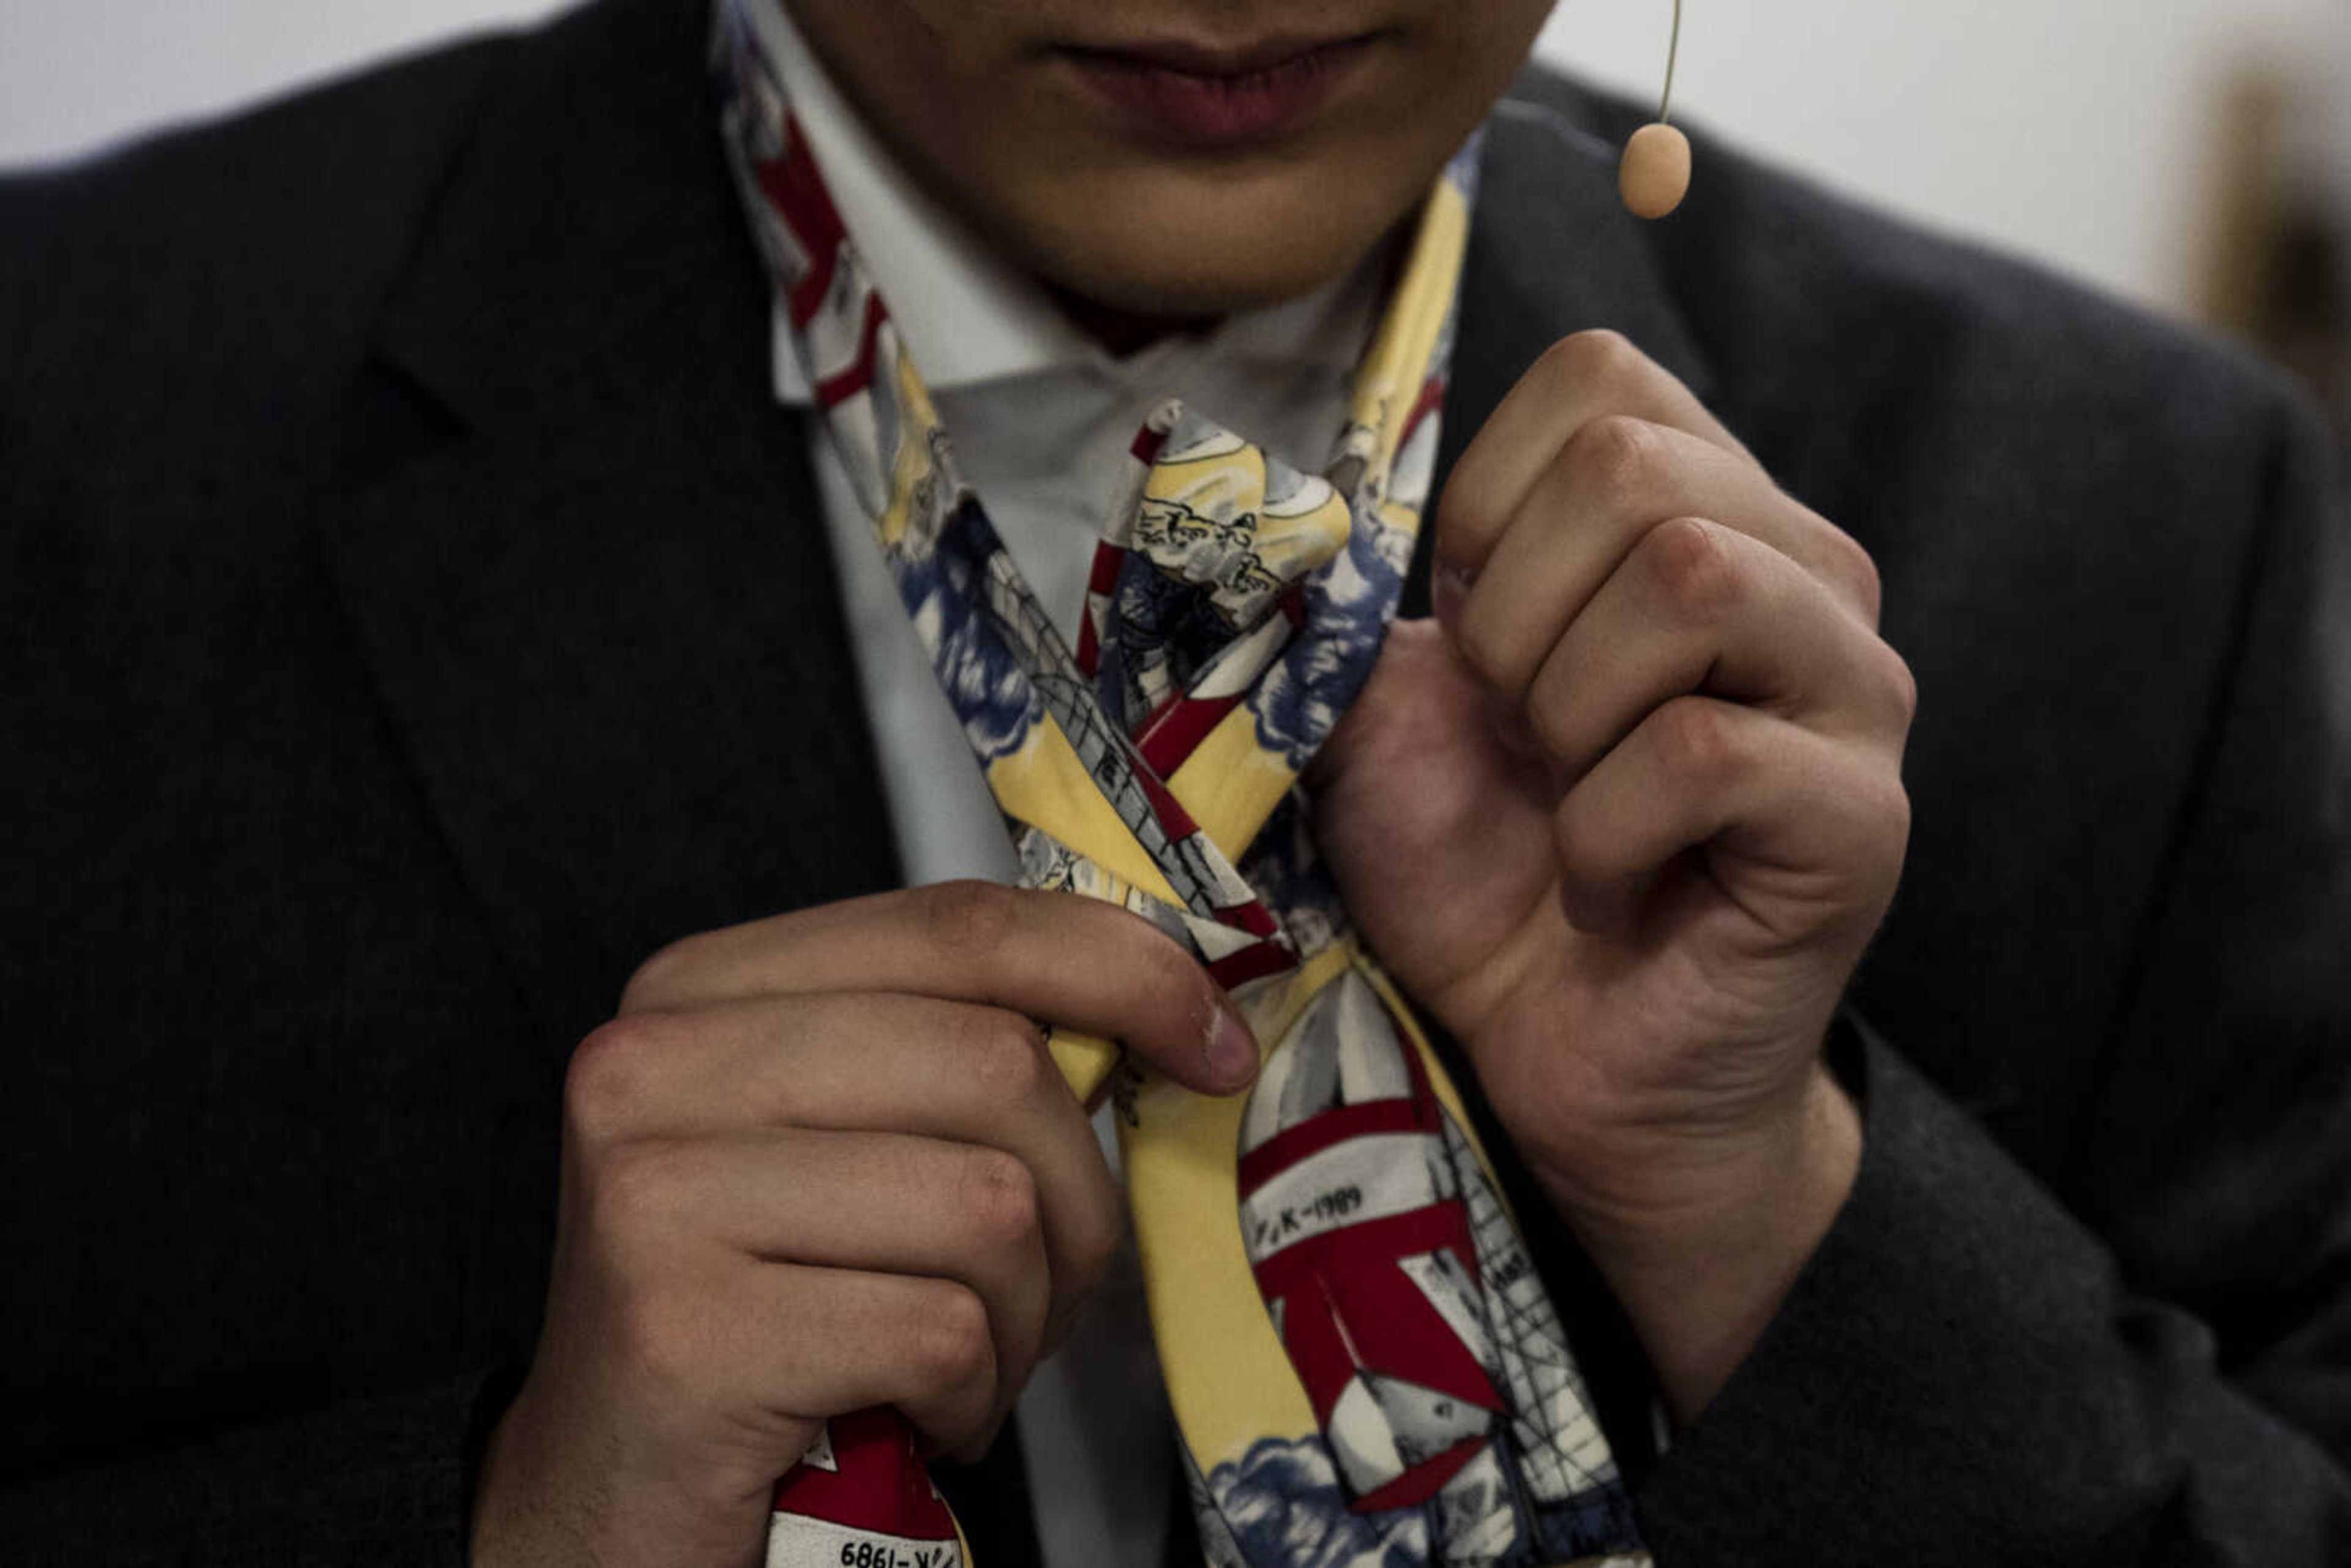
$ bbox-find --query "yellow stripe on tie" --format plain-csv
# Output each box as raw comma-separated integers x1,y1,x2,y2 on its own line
1347,178,1469,513
1122,940,1355,1471
875,347,945,550
1048,1027,1122,1108
985,716,1185,907
1165,705,1300,861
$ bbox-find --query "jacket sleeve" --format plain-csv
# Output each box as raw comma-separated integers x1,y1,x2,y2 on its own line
0,1373,502,1563
1637,387,2351,1562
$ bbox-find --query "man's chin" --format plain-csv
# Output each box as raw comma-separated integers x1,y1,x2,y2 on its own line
1045,259,1352,323
1000,200,1409,324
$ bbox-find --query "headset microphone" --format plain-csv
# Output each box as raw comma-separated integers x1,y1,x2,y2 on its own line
1619,0,1692,219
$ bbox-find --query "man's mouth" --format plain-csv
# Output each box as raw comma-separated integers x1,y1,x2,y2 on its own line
1057,32,1384,144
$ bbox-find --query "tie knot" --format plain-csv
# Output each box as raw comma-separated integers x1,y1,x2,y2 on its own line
1087,402,1352,735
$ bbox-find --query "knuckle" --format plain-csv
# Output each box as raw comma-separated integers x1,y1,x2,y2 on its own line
962,1008,1052,1107
1564,413,1664,503
566,1016,667,1139
1651,697,1739,781
909,1281,994,1388
1821,526,1883,624
1542,328,1643,391
917,879,1020,964
1841,776,1913,917
1638,516,1739,621
1872,640,1919,727
954,1146,1041,1250
1884,781,1915,855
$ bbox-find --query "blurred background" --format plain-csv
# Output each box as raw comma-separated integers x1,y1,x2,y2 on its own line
2,0,2345,428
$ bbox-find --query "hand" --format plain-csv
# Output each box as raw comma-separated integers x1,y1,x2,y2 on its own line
1314,330,1912,1414
469,883,1258,1567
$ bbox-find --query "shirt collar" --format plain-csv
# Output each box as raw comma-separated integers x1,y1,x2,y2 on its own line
740,0,1385,407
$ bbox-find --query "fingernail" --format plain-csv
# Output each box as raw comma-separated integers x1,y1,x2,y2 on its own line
1205,1005,1258,1090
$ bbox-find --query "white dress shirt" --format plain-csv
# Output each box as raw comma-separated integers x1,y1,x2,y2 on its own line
742,4,1393,1562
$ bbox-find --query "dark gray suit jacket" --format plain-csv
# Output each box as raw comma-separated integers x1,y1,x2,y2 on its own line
3,0,2347,1559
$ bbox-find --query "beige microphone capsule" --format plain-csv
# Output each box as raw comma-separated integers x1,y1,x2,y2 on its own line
1619,122,1692,219
1619,0,1692,220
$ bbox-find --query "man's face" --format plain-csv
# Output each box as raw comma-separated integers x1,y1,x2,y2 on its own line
784,0,1557,317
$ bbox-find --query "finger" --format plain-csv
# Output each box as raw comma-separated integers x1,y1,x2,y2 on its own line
1450,419,1880,704
749,1268,1006,1459
1434,329,1750,594
565,996,1123,1343
615,1258,1002,1464
620,882,1258,1096
1551,696,1910,941
1525,517,1917,788
595,1130,1056,1433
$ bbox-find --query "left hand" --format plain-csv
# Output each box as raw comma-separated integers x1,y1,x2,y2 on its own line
1313,330,1914,1412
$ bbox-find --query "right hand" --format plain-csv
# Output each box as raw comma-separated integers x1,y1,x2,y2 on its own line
468,882,1260,1568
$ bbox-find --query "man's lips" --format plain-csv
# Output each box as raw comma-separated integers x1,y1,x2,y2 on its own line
1059,33,1381,144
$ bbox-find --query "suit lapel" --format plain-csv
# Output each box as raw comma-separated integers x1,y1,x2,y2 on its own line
319,0,896,1043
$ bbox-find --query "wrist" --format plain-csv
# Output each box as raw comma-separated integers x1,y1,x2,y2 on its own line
1542,1063,1862,1420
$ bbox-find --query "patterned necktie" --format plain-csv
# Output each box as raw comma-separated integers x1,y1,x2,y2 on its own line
716,6,1648,1565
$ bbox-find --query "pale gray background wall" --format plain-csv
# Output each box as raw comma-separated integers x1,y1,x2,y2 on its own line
1,0,2345,320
